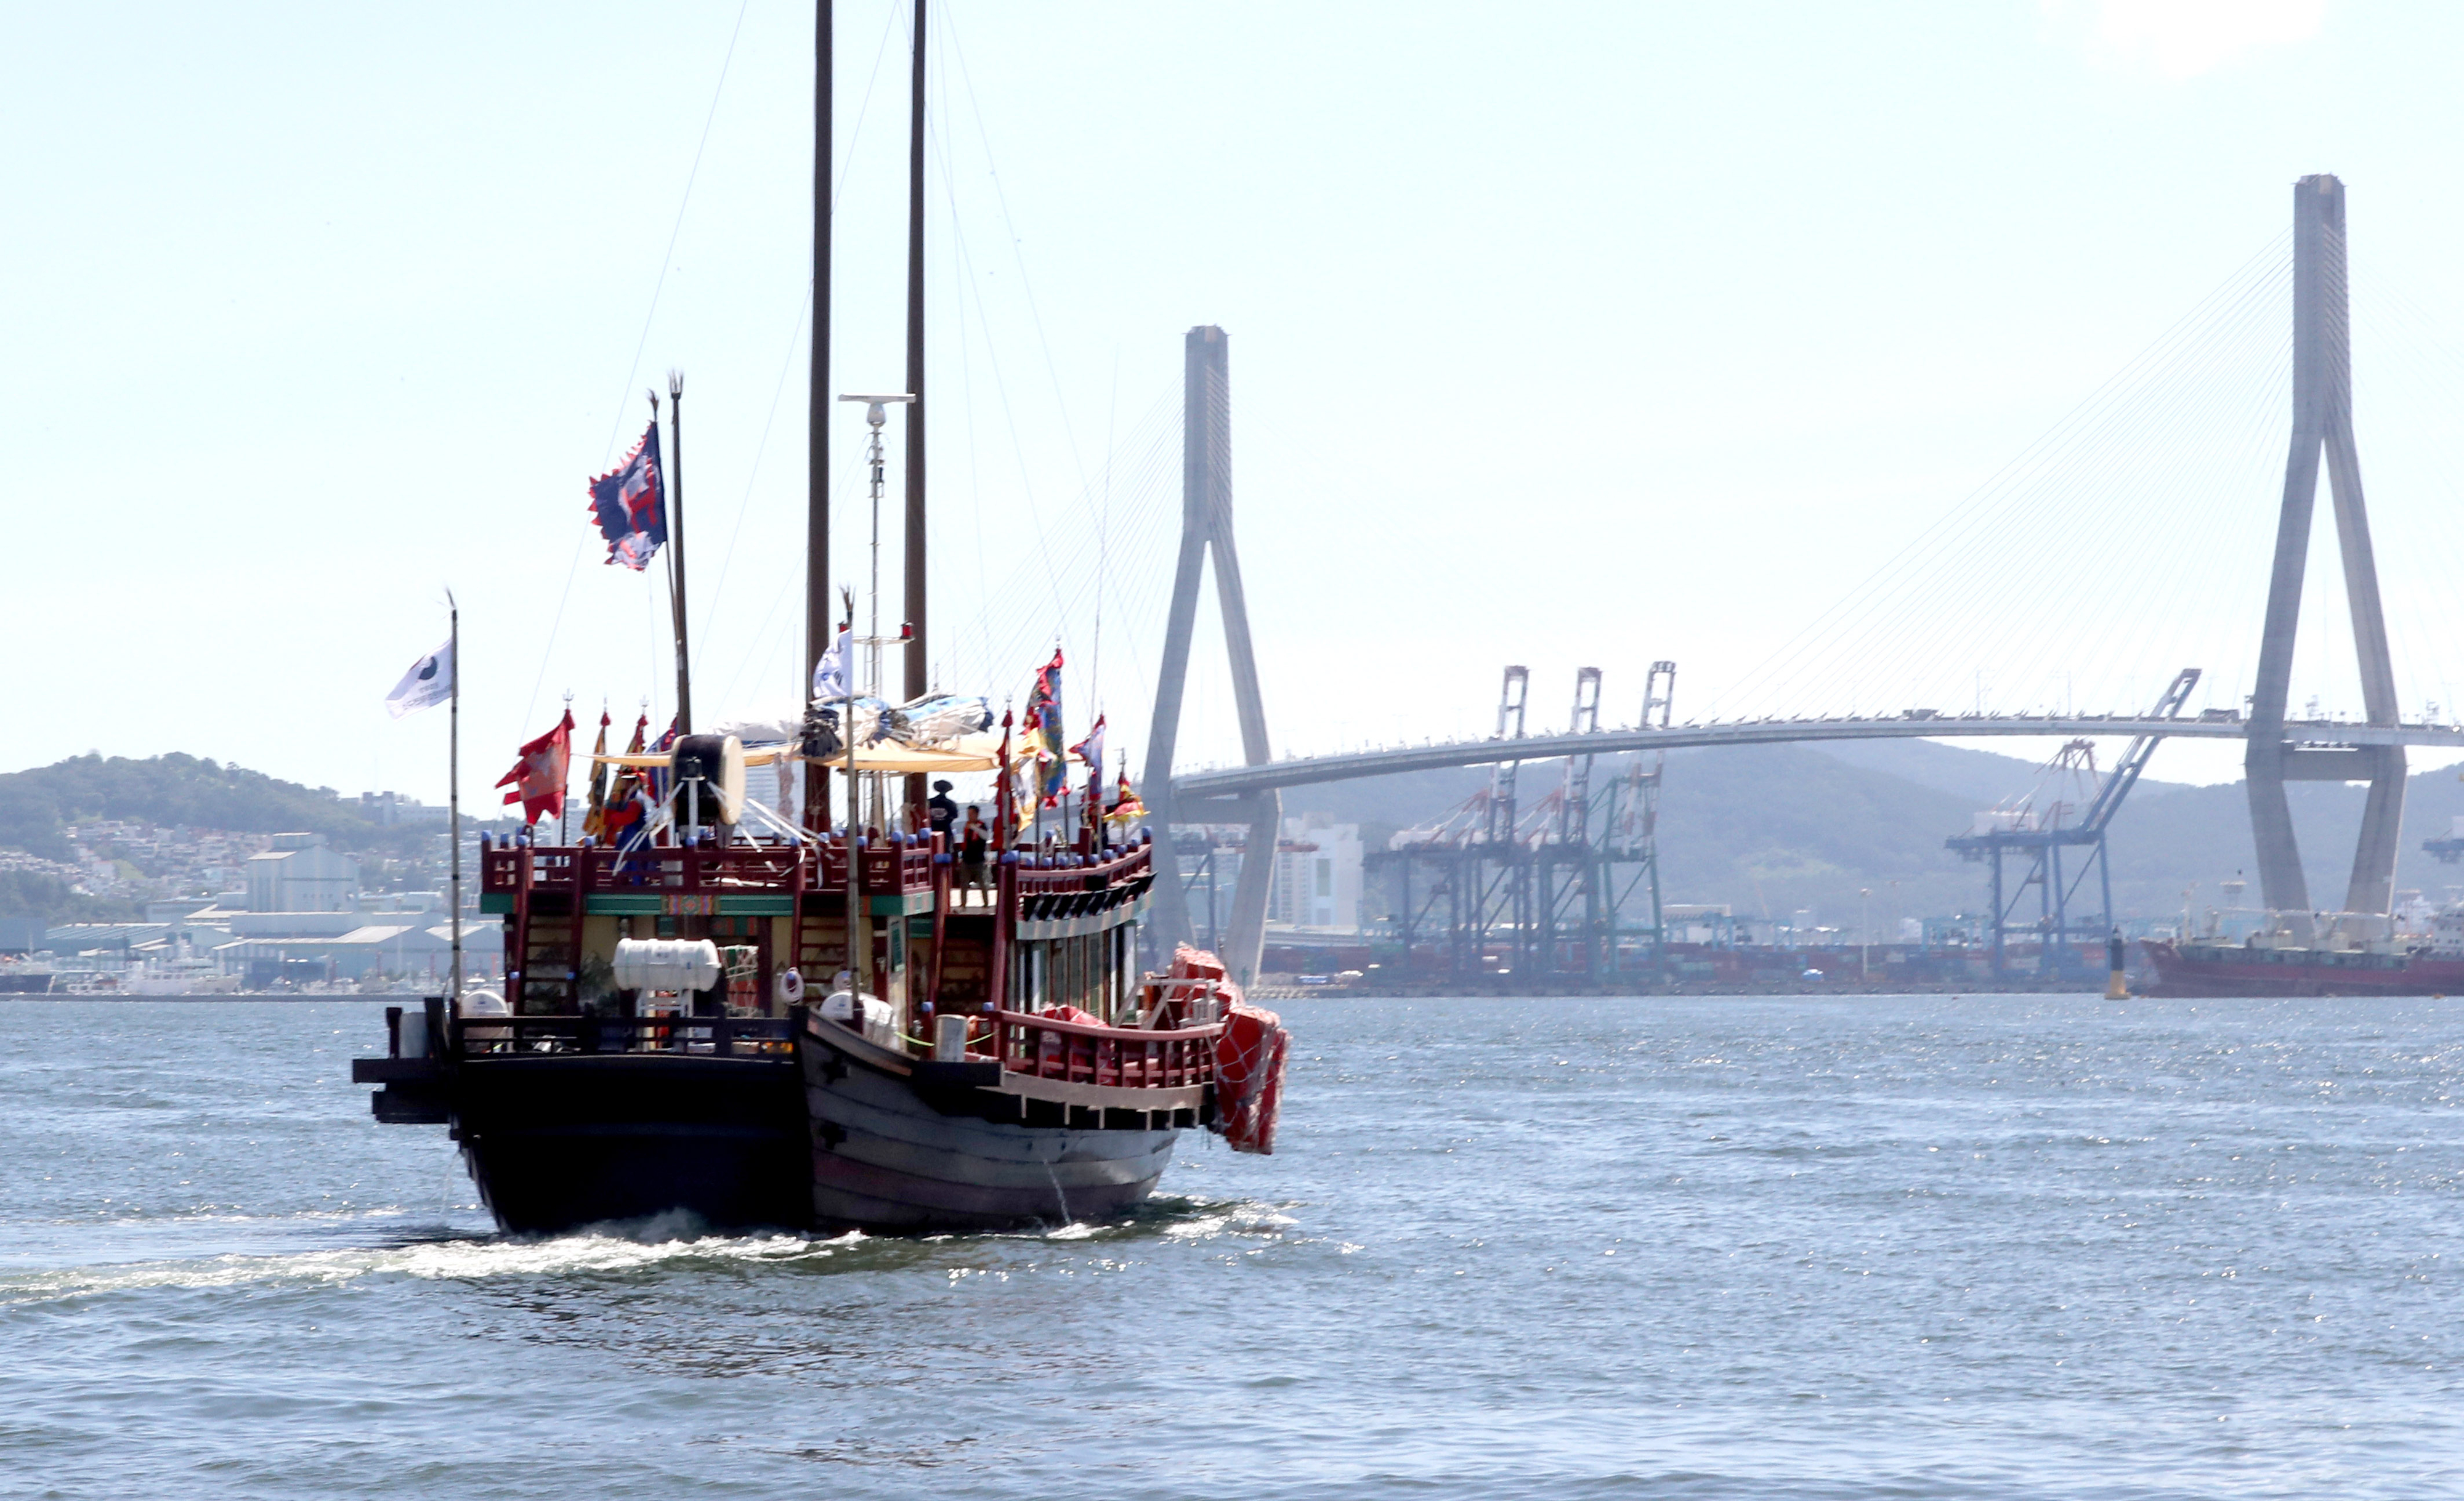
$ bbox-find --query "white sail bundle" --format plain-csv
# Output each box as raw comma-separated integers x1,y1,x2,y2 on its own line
893,693,993,747
801,692,990,757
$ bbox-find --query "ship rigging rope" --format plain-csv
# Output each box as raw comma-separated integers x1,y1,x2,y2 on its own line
524,0,753,726
1699,229,2299,728
697,2,906,679
530,1,907,730
613,6,1197,758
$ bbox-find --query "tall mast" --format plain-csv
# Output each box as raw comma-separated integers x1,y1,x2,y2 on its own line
447,591,462,1006
902,0,928,810
666,372,692,734
804,0,833,827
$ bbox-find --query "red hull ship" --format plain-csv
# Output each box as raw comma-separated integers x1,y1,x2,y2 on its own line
2141,937,2464,997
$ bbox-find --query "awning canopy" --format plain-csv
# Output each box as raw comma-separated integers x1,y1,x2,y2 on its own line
591,734,1019,775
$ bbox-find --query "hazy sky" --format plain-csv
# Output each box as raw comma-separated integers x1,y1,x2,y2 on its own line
12,0,2464,803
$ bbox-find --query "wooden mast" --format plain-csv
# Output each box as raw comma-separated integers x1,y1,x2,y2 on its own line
665,373,691,734
804,0,833,827
901,0,929,816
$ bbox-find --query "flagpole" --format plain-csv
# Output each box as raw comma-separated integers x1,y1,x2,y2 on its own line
665,374,693,734
558,690,573,844
447,591,463,1008
843,586,869,1000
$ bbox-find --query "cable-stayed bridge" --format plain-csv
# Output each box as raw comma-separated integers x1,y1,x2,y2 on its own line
1170,714,2464,801
1139,176,2452,985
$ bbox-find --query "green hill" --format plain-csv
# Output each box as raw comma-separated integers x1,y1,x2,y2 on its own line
0,753,416,863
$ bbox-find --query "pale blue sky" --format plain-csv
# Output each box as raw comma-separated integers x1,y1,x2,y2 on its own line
10,1,2464,800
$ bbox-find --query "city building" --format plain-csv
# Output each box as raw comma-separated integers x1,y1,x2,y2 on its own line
245,833,360,913
1271,816,1363,934
358,791,452,828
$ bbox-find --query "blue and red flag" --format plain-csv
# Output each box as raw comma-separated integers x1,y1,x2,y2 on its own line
588,423,666,570
643,719,678,804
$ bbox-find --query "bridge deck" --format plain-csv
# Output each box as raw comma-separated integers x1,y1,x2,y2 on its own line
1170,715,2464,801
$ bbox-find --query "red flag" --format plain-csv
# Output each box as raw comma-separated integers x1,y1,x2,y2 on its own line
495,710,575,823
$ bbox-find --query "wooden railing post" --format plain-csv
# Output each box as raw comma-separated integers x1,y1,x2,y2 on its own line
988,852,1015,1012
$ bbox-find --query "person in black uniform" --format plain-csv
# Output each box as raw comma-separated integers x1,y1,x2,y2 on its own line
926,779,960,843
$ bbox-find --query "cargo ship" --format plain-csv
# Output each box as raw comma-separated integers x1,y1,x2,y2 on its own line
2141,911,2464,997
351,0,1290,1234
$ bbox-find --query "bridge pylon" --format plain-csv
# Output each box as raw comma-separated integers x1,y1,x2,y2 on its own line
2246,174,2406,924
1140,326,1279,986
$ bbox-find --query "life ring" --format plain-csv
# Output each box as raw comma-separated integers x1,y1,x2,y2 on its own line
774,967,806,1006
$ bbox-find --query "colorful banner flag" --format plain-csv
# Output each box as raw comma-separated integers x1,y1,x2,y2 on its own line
994,710,1013,850
383,637,454,719
1023,647,1064,806
601,713,649,841
580,711,612,838
588,422,666,570
495,710,575,823
1106,768,1146,827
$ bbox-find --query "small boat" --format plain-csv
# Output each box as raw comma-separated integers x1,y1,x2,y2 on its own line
352,1,1290,1234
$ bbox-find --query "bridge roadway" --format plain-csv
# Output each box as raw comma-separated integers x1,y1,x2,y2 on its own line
1169,714,2464,803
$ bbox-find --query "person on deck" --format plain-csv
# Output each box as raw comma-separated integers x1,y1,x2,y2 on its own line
960,806,989,893
926,779,959,843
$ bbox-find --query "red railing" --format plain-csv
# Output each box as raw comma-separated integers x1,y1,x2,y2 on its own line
1005,842,1153,899
454,1012,797,1057
480,840,937,898
483,835,1155,901
985,1006,1218,1091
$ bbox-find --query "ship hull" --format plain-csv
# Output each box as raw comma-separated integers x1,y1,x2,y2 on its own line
452,1054,809,1234
439,1024,1189,1237
799,1014,1181,1234
2142,940,2464,998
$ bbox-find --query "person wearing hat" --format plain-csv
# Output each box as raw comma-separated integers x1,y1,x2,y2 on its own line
926,779,960,843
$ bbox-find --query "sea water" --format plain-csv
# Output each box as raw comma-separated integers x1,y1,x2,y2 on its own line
3,995,2460,1499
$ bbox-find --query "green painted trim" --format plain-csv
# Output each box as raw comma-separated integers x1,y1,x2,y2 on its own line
718,894,796,916
479,893,514,915
869,891,936,917
584,895,664,915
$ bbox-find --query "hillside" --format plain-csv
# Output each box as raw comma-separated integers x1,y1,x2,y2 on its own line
0,753,467,922
0,753,422,860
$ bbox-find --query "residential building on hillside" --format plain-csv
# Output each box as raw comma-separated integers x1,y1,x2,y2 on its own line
359,791,452,828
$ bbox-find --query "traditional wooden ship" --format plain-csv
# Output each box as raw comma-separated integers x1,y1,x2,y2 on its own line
352,0,1288,1234
356,827,1286,1234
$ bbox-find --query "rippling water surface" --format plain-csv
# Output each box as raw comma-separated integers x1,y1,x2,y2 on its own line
6,995,2463,1499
